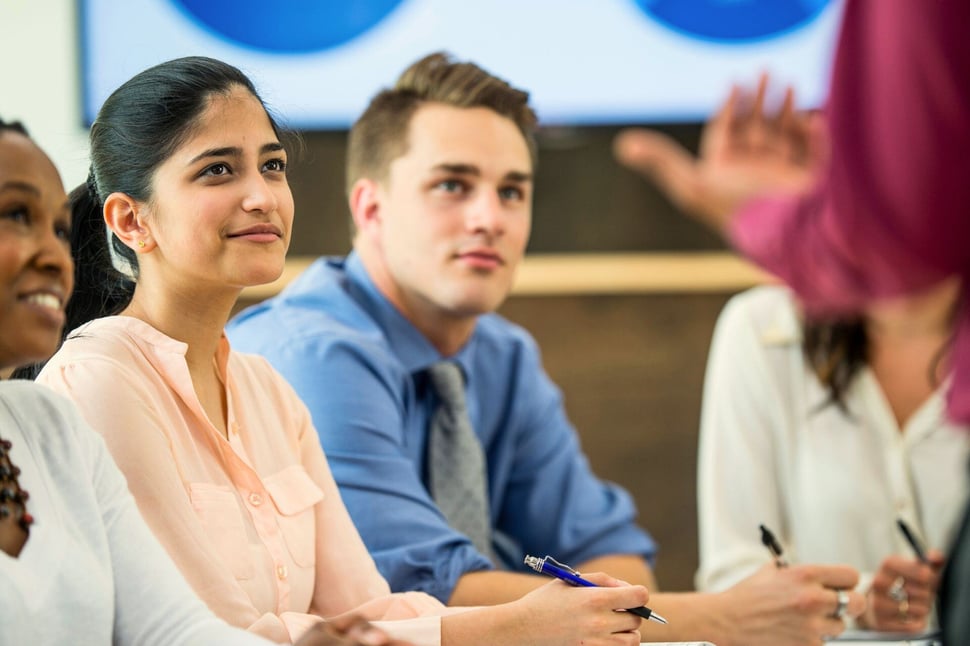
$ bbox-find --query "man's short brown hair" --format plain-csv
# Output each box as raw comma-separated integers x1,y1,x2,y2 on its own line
346,51,538,195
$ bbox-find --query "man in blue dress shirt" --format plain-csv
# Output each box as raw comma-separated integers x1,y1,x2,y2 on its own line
229,52,866,644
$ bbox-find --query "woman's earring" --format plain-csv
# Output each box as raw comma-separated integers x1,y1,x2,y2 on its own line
137,240,146,249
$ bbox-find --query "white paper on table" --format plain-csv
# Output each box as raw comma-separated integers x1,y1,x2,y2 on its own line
826,630,941,645
825,641,939,645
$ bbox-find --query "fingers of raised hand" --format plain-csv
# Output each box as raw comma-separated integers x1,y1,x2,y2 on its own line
612,129,710,212
613,129,695,179
720,76,812,167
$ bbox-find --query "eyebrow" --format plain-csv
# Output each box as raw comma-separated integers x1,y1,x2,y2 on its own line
0,180,41,196
187,141,284,166
0,183,71,221
431,163,533,183
504,171,533,183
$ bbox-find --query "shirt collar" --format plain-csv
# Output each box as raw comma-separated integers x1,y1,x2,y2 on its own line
760,288,803,346
74,315,233,385
344,251,479,377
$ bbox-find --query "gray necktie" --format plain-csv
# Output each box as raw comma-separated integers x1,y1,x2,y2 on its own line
425,361,495,562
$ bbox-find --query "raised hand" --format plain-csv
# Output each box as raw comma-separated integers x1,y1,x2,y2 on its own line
613,74,828,232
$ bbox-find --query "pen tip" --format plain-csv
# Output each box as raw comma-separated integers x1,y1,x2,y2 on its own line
759,524,771,545
759,524,784,555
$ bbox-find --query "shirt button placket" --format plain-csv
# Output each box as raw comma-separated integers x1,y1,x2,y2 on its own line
248,492,262,507
887,434,913,516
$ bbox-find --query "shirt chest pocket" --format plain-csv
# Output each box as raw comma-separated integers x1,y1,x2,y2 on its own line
263,465,325,569
189,483,254,580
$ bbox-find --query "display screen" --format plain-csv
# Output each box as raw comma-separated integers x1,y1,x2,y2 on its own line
80,0,843,129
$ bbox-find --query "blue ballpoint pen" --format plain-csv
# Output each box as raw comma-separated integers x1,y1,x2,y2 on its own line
524,554,668,624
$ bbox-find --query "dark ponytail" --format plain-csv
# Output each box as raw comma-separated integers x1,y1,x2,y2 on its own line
65,182,136,332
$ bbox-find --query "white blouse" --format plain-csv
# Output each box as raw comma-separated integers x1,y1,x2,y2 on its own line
0,381,271,645
696,286,970,597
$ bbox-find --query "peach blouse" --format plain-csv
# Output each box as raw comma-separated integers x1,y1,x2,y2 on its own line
38,316,449,645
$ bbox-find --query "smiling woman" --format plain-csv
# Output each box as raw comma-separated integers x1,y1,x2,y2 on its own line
100,86,293,302
0,122,72,376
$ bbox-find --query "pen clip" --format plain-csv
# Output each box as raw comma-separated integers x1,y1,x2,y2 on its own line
544,555,580,575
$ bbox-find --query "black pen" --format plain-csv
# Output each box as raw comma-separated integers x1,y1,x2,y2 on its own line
896,518,929,563
759,524,788,568
524,554,668,624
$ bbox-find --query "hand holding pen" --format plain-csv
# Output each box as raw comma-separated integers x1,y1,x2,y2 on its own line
524,554,668,624
858,519,945,633
511,564,651,646
758,524,860,627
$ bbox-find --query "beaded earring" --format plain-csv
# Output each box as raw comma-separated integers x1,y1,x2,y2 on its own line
0,438,34,534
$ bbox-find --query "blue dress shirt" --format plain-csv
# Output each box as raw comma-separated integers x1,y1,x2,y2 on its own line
227,253,656,602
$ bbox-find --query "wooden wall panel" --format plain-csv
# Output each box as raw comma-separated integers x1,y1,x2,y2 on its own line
499,293,733,592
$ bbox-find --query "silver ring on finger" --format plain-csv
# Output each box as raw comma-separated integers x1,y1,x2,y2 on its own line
831,589,850,620
898,597,910,621
888,576,907,603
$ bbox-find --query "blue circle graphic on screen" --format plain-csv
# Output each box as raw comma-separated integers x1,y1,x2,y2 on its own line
634,0,832,43
170,0,407,54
